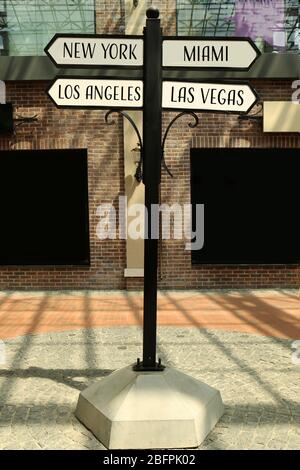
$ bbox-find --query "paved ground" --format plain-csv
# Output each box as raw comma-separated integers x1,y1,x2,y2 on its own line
0,289,299,339
0,290,299,450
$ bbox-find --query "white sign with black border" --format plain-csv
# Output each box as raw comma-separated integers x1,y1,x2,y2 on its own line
162,80,259,114
47,78,144,109
45,35,144,68
163,37,261,70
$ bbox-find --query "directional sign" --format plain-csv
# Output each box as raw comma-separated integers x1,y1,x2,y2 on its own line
162,81,258,114
45,34,144,68
163,37,260,70
47,78,143,109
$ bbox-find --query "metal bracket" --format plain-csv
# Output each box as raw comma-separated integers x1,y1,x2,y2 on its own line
105,110,200,182
238,102,263,121
13,114,38,133
162,111,199,177
133,357,165,372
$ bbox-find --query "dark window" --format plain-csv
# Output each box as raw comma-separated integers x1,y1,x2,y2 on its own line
0,149,90,265
191,147,300,265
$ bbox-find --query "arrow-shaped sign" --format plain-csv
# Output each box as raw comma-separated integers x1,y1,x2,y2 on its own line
47,78,144,109
163,37,261,70
162,81,258,114
45,34,144,68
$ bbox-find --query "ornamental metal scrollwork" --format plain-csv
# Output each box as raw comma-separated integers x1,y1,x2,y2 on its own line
105,110,199,181
161,112,199,177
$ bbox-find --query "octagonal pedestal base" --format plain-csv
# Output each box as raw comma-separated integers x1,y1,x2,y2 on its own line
75,365,224,449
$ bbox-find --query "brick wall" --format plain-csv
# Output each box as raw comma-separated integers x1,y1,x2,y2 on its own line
0,81,126,289
0,1,299,290
127,80,300,290
95,0,126,34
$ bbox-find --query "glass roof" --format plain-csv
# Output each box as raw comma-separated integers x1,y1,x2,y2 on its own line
0,0,95,56
177,0,300,53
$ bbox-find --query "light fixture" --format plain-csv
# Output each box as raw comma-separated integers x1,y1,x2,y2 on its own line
131,143,142,183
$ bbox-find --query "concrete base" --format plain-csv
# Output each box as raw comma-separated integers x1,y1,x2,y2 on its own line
75,365,224,449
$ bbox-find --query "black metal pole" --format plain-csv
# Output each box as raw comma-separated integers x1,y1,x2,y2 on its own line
134,7,163,371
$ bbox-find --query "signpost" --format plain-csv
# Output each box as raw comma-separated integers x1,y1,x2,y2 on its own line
45,7,261,450
163,37,260,70
162,80,258,114
45,34,144,68
47,78,143,109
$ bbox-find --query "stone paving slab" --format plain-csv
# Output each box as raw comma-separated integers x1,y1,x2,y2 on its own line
0,326,299,450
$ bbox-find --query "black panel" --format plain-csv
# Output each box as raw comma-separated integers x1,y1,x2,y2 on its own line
191,148,300,265
0,104,14,134
0,149,90,265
